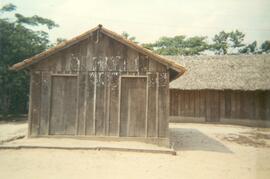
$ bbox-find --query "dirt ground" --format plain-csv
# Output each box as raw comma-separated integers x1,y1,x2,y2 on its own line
0,122,270,179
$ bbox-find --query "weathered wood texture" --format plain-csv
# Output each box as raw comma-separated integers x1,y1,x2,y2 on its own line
170,90,270,122
28,31,170,141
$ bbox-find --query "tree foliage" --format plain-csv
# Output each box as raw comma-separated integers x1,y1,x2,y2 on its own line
0,3,58,117
211,30,246,54
261,40,270,53
121,31,138,43
141,29,269,56
142,35,209,55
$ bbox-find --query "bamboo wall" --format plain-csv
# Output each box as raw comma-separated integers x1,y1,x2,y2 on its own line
170,89,270,122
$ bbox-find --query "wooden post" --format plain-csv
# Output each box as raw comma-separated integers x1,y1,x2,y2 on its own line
83,72,89,135
28,72,33,137
93,72,97,135
75,72,80,135
118,75,122,136
106,79,111,135
127,89,131,136
156,73,159,138
145,75,149,138
47,73,52,135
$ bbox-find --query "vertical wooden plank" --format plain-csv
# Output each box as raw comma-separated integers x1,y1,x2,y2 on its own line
85,72,95,135
177,91,182,116
205,90,211,122
93,72,97,134
109,72,119,136
83,72,89,135
156,72,159,137
231,91,237,119
50,76,65,135
106,74,111,135
27,72,33,136
158,72,169,137
243,91,252,119
145,75,149,138
118,75,122,136
224,90,231,119
127,87,131,136
199,90,205,118
255,91,265,120
194,90,200,117
39,72,51,135
63,76,77,135
77,72,86,135
30,71,41,136
219,90,225,119
235,91,241,119
190,91,195,117
205,90,220,122
147,73,157,137
75,72,80,135
169,90,175,115
95,72,106,136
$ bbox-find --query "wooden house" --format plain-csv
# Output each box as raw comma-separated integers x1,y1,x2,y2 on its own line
11,25,186,146
169,55,270,127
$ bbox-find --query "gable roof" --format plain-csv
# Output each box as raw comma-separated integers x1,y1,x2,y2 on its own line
10,24,186,79
169,54,270,90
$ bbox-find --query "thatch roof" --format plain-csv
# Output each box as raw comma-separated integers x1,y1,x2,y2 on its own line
169,54,270,90
10,25,186,80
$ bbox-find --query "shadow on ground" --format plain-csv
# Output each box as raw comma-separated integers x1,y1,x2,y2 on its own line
169,127,232,153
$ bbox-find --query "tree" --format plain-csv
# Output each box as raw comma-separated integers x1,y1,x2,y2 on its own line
229,30,245,49
0,3,58,117
260,40,270,53
121,31,138,43
142,35,209,55
239,41,257,54
211,31,230,55
211,30,245,54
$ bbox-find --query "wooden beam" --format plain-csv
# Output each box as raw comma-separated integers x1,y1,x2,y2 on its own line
51,74,78,77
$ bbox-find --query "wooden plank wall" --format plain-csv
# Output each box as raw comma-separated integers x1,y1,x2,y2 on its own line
28,31,170,139
170,89,270,122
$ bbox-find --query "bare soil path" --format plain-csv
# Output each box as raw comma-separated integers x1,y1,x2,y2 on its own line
0,122,269,179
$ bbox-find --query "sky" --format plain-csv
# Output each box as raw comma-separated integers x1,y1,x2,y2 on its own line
2,0,270,44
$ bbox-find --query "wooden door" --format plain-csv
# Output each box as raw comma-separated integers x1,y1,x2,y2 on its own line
120,77,147,137
49,76,78,135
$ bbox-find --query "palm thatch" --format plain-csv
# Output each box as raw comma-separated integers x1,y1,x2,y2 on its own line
169,54,270,90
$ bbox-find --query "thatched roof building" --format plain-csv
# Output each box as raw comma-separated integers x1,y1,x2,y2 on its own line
169,54,270,90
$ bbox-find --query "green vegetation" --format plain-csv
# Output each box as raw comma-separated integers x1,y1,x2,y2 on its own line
141,30,270,55
0,3,58,117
